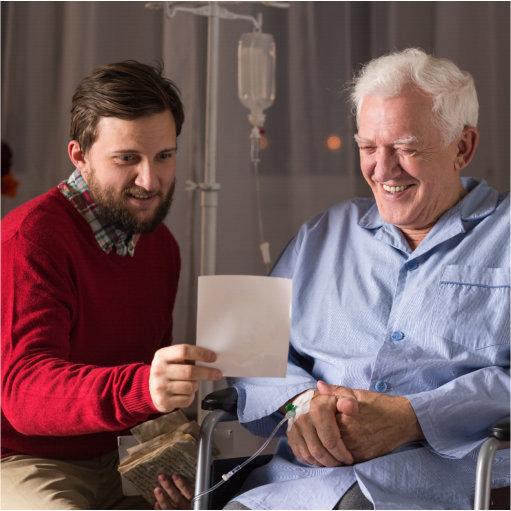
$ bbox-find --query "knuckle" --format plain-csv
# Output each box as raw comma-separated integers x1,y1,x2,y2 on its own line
308,404,323,419
160,479,173,491
175,344,189,360
322,435,339,451
153,379,166,392
177,394,194,409
182,365,195,380
186,381,198,394
150,358,165,375
175,395,194,409
295,415,307,428
304,454,317,465
152,347,164,361
308,445,324,460
152,380,165,399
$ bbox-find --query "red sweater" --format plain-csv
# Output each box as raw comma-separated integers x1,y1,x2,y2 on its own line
1,188,180,459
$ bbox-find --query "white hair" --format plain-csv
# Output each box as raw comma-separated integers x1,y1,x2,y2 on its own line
350,48,479,146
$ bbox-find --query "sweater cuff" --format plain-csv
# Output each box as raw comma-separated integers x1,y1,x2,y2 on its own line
123,365,160,416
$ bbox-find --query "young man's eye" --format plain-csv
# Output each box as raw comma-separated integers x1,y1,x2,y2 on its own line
115,155,135,163
158,152,173,160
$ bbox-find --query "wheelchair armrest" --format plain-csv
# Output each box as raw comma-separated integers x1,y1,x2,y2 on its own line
195,388,239,509
474,418,510,510
488,420,510,443
202,387,238,415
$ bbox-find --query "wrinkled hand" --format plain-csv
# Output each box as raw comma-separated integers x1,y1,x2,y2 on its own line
317,381,424,463
154,474,193,510
149,344,222,412
285,383,358,467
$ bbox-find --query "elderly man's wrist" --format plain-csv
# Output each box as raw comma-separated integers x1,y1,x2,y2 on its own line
397,396,425,443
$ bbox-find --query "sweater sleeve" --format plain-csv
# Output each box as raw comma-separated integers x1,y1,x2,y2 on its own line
1,231,161,437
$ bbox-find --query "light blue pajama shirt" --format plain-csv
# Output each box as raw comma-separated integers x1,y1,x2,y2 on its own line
229,178,510,510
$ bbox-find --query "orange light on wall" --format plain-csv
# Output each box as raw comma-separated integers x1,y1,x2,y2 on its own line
259,135,269,150
326,135,342,151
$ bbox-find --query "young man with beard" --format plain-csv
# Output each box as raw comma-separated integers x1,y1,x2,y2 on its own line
1,61,221,510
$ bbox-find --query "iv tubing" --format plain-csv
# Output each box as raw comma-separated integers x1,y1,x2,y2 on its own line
191,411,293,506
250,128,271,273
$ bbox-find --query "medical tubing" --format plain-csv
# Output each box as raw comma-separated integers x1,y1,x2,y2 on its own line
251,132,265,247
191,410,294,505
253,158,269,270
250,126,261,165
250,129,271,272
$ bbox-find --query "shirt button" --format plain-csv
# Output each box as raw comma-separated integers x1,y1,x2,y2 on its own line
375,381,389,393
405,260,419,271
391,330,405,341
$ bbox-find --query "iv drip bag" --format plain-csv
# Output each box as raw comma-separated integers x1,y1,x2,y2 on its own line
238,32,276,128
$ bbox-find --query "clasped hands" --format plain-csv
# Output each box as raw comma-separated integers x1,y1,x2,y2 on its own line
286,381,424,467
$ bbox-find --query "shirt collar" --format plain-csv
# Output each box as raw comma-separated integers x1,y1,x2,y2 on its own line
357,177,501,256
58,169,140,257
459,177,500,221
358,177,499,231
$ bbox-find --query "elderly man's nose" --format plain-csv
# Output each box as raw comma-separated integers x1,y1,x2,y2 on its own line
373,149,401,181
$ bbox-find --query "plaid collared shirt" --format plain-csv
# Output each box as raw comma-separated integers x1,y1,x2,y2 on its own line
58,169,140,257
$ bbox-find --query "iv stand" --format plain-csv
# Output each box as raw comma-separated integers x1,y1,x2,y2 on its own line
202,4,220,278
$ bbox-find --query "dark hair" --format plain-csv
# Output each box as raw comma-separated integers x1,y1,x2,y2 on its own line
70,60,184,154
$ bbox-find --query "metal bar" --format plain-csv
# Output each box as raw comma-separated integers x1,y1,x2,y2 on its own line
198,2,221,423
474,437,501,510
194,409,232,510
201,2,220,277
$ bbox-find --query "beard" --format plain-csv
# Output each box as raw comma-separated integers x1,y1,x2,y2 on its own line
87,170,175,235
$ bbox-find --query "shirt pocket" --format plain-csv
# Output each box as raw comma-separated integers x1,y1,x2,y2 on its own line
432,265,510,349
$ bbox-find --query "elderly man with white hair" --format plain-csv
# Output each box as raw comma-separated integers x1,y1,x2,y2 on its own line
219,48,509,510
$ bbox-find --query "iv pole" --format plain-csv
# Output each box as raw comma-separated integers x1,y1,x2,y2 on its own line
202,3,220,278
199,6,220,420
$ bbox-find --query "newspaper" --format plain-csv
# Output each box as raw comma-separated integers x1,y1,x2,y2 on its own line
118,410,199,505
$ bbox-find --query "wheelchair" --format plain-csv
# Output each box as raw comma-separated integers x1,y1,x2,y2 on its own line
193,388,510,510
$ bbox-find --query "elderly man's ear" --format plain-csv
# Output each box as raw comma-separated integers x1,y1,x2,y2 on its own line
454,127,479,171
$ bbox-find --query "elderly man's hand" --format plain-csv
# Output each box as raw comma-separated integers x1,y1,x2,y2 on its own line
317,381,425,463
153,473,193,510
285,385,358,467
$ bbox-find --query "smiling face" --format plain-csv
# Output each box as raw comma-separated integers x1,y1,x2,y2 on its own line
68,110,177,234
356,88,474,244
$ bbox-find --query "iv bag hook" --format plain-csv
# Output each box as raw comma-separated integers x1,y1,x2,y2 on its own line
151,2,264,32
